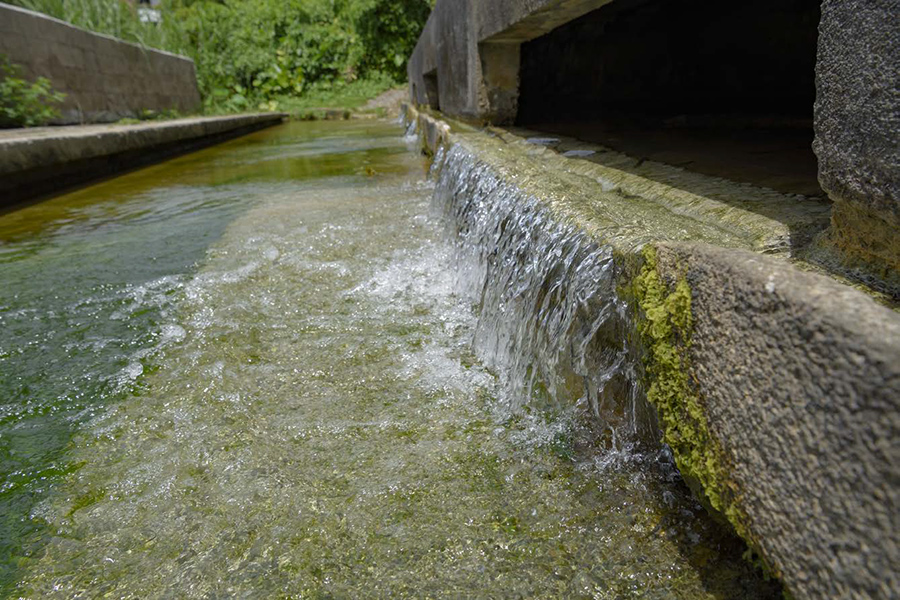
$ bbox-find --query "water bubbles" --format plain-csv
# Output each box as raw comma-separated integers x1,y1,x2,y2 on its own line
432,144,645,452
160,324,186,344
122,361,143,382
263,246,281,262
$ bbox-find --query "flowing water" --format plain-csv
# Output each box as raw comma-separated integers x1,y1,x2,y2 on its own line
0,120,779,598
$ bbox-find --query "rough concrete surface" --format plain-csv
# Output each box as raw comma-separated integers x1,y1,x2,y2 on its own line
0,113,286,206
406,104,900,599
408,0,475,117
408,0,900,296
654,242,900,600
408,104,830,256
408,0,612,121
812,0,900,289
0,3,201,123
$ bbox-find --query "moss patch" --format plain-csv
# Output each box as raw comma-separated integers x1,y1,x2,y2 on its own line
633,246,766,568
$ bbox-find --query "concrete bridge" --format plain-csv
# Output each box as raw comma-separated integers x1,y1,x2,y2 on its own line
408,0,899,295
406,1,900,598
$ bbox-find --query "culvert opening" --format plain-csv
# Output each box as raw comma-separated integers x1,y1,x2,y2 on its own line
516,0,824,197
423,69,440,111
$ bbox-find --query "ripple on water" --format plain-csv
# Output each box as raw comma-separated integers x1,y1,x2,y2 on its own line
6,122,779,599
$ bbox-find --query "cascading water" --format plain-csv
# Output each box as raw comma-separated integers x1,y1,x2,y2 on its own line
0,118,781,598
430,142,655,454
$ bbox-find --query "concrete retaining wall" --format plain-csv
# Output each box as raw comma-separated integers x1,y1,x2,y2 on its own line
408,0,900,298
0,113,286,206
0,3,201,124
406,103,900,600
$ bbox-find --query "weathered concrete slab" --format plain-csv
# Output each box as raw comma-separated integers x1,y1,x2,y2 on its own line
408,0,900,297
812,0,900,296
651,242,900,600
0,3,202,124
0,113,287,207
477,0,613,42
408,104,831,256
406,104,900,599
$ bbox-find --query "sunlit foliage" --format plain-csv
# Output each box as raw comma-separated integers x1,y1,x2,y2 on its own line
8,0,433,111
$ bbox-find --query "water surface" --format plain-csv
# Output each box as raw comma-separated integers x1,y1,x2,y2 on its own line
0,120,778,598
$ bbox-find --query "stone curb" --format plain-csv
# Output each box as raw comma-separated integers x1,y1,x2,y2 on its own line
406,102,900,599
0,113,287,207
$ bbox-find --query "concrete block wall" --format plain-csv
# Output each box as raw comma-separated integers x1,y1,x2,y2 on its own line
408,0,900,295
0,3,201,124
812,0,900,293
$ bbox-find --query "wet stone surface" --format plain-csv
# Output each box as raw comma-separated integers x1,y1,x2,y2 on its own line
0,120,779,598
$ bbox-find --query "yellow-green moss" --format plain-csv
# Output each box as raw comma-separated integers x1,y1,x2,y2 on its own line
633,246,762,560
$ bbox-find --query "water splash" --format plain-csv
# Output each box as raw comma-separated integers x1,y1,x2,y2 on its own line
404,118,418,140
5,120,780,599
432,143,655,452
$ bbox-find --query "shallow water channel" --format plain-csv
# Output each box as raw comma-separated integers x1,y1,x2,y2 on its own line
0,120,778,598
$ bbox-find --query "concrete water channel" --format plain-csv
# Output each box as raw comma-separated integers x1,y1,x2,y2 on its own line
408,1,900,597
0,119,786,597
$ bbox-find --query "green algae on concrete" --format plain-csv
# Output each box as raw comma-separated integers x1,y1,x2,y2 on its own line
406,104,830,259
3,119,781,599
632,245,774,578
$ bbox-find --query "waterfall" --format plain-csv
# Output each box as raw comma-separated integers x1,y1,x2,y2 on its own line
431,143,657,453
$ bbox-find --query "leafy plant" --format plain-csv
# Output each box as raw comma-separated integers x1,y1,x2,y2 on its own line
5,0,433,113
0,56,66,128
352,0,434,81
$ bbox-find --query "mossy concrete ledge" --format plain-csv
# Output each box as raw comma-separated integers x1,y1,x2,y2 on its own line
638,242,900,599
0,113,287,207
408,103,900,599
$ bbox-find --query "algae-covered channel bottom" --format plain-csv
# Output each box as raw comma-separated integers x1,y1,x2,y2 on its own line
0,120,778,598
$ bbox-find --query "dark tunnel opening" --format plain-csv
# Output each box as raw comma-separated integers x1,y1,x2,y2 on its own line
423,70,440,111
516,0,823,197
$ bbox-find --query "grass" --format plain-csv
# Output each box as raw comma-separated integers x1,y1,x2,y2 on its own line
274,76,399,116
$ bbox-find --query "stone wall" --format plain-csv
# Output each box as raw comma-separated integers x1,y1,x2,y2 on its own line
405,28,900,592
407,0,900,295
0,3,201,124
812,0,900,295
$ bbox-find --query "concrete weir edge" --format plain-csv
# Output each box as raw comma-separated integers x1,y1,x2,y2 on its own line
405,103,900,600
0,113,288,208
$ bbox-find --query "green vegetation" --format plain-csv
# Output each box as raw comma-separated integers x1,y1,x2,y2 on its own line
0,56,65,127
633,246,779,580
8,0,432,113
634,246,730,516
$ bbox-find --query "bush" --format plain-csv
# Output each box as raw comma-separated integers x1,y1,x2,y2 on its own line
0,56,65,128
6,0,433,112
353,0,433,82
